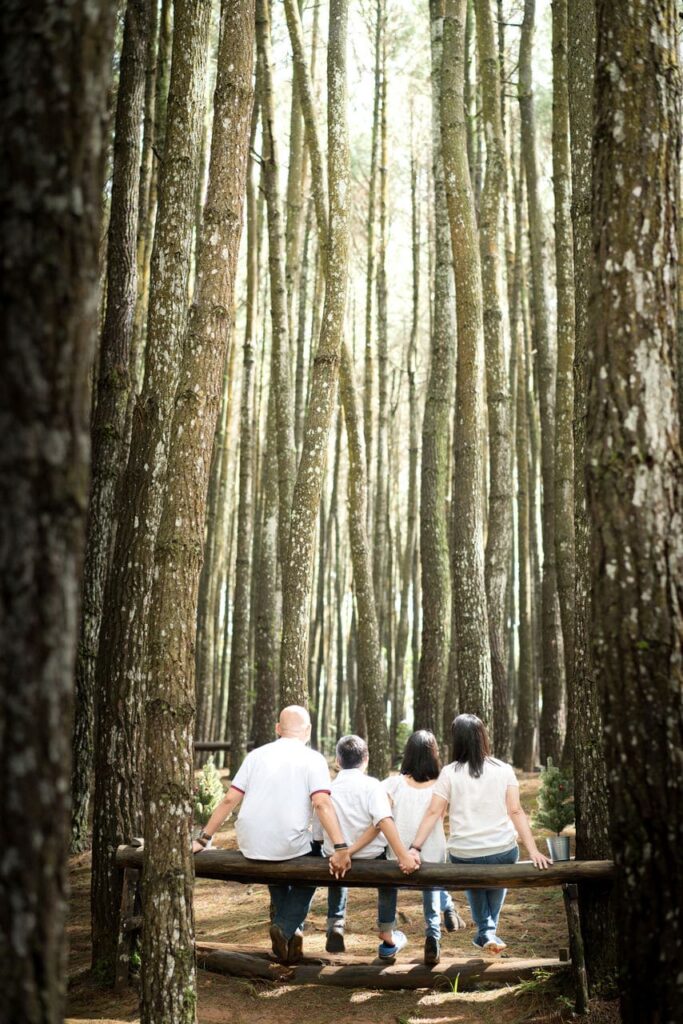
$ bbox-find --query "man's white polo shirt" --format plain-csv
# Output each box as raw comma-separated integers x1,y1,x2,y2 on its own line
320,768,391,858
230,737,331,860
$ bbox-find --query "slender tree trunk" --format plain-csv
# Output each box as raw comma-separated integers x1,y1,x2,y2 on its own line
140,3,254,1020
340,344,391,777
70,0,152,853
91,0,213,978
0,1,115,1018
280,0,350,706
417,0,455,737
442,0,493,725
518,0,565,762
257,0,296,579
551,0,576,767
568,0,616,989
475,0,512,757
227,97,259,773
589,2,682,1017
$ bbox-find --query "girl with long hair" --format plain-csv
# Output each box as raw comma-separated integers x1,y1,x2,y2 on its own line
409,714,549,954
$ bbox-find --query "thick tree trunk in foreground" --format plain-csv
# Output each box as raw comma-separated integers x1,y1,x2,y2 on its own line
589,2,683,1019
280,0,350,706
518,0,565,762
475,0,512,757
71,0,152,854
141,2,254,1021
442,0,493,725
416,0,455,737
567,0,615,990
0,2,115,1019
91,0,212,979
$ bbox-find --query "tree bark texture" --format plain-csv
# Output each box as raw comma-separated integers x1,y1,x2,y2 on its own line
567,0,616,990
475,0,512,758
91,0,213,978
589,3,682,1019
442,0,493,726
518,0,565,762
0,1,115,1019
141,2,254,1021
416,0,455,738
280,0,350,707
71,0,152,855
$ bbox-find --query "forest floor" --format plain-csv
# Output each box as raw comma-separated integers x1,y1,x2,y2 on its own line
66,772,621,1024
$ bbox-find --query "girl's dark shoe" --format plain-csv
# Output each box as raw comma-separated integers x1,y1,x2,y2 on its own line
444,906,466,932
325,930,346,953
424,935,440,965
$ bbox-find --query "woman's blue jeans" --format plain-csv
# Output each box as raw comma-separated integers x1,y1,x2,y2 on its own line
329,880,454,939
449,845,519,946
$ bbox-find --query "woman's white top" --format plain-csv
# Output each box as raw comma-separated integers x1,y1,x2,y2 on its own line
381,774,447,863
432,757,519,858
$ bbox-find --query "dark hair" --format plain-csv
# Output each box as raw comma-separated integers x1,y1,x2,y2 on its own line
450,714,491,778
400,730,441,782
336,734,369,770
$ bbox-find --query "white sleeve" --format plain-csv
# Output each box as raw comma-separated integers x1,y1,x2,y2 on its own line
231,751,253,794
368,781,393,826
431,766,452,804
505,763,520,787
307,751,332,796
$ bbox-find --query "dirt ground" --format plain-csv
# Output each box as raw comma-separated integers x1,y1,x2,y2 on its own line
66,773,620,1024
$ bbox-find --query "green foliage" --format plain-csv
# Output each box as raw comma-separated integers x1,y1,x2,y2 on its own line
194,758,224,826
534,758,575,835
433,972,461,994
393,721,412,766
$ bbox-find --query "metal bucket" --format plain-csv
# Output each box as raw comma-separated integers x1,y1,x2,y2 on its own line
546,835,571,862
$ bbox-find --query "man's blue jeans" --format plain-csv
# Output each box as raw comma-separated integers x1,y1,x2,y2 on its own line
268,882,317,940
449,845,519,946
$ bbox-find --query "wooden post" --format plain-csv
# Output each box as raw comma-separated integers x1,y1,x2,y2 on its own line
114,867,141,992
562,882,589,1014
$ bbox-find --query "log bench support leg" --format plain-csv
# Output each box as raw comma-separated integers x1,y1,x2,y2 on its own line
562,882,589,1014
115,867,141,992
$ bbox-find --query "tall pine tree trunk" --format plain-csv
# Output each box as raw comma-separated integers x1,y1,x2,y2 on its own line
442,0,493,725
417,0,455,737
568,0,616,989
475,0,512,756
589,3,682,1018
141,2,254,1020
0,1,115,1018
280,0,350,706
518,0,565,762
71,0,152,854
91,0,213,977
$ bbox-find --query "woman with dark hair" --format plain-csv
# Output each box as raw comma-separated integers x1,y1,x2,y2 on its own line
378,730,466,965
410,714,549,954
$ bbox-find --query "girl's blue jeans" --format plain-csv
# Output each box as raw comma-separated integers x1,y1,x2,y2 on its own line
449,844,519,946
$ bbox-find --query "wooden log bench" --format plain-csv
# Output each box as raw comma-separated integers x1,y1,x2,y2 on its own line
115,842,615,1012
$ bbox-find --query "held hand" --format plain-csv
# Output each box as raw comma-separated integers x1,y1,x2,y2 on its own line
192,840,206,854
329,849,352,879
398,851,420,874
408,846,422,866
530,848,551,869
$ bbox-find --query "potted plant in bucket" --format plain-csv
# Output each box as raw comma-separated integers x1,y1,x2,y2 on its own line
534,758,575,861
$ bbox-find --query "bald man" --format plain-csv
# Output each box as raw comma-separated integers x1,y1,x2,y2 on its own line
193,706,350,964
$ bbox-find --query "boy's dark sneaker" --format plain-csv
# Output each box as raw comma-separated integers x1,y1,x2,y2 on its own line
444,906,466,932
424,936,440,965
325,930,346,953
287,928,304,964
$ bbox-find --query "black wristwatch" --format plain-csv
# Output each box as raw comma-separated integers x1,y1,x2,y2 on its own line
410,844,422,852
333,843,349,851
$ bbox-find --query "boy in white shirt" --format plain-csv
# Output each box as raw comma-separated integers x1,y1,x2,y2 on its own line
316,735,419,960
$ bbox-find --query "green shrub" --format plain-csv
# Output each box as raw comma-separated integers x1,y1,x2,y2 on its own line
534,757,574,834
194,757,225,826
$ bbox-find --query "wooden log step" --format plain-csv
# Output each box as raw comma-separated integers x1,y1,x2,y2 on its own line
195,943,569,991
116,844,615,891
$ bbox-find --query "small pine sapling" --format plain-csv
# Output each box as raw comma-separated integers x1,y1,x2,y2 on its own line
534,757,575,835
194,758,225,826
